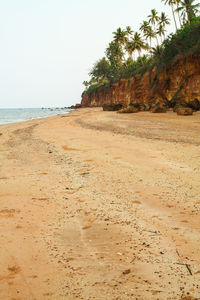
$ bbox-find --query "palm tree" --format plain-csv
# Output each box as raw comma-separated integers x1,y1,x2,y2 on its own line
144,26,156,48
126,26,133,37
148,9,160,28
162,0,178,31
113,27,127,45
112,27,127,61
150,45,164,59
160,12,170,27
133,32,149,57
137,55,149,66
157,24,166,43
176,0,200,24
140,21,150,36
159,12,170,41
148,9,160,45
125,40,136,60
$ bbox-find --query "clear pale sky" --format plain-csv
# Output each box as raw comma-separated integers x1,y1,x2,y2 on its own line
0,0,175,108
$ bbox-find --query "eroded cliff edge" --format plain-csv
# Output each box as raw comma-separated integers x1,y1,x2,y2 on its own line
81,51,200,108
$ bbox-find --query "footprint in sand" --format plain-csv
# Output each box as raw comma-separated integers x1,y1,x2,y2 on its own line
84,159,94,162
84,212,91,216
0,265,21,281
32,197,48,201
43,293,54,297
88,219,95,223
62,145,78,151
82,225,91,230
8,266,21,274
132,200,142,204
0,209,20,218
29,275,38,279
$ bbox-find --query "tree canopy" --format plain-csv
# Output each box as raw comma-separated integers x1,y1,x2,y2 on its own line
83,0,200,94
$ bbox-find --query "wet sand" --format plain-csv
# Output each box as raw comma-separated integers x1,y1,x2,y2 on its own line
0,107,200,299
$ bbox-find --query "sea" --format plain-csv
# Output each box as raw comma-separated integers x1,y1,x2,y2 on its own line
0,108,70,125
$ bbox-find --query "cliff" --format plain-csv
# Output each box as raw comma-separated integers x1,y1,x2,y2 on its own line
81,51,200,108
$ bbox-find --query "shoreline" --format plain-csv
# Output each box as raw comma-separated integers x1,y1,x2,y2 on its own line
0,108,200,299
0,113,67,127
0,108,71,126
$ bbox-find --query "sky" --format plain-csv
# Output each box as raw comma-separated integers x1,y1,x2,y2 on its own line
0,0,175,108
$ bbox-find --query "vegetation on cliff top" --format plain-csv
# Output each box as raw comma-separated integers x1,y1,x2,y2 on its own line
83,0,200,95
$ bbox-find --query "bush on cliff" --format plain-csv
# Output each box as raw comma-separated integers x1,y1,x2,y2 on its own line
158,16,200,69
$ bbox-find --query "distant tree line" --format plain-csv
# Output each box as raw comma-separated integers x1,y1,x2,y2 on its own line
83,0,200,94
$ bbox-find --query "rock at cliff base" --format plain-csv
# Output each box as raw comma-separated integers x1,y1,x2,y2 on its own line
151,105,167,113
137,104,145,111
142,104,151,111
188,98,200,111
173,102,187,112
129,103,140,109
118,106,139,113
103,103,123,111
129,103,150,111
177,107,193,116
68,104,82,109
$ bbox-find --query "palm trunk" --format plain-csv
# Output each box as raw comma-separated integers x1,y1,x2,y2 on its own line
153,24,159,46
186,8,193,24
176,4,182,27
120,44,125,63
171,4,178,31
156,35,159,46
163,32,166,40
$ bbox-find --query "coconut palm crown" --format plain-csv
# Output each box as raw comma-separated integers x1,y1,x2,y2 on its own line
176,0,200,23
162,0,178,30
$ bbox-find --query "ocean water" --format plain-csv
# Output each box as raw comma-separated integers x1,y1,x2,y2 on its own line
0,108,70,125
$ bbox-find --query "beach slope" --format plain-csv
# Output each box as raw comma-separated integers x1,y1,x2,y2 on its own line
0,108,200,299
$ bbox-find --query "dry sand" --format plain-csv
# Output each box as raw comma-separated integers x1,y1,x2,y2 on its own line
0,107,200,300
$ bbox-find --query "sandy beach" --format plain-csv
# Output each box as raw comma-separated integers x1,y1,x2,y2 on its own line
0,107,200,300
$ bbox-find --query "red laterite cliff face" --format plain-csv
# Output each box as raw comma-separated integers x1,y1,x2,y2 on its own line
81,51,200,107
